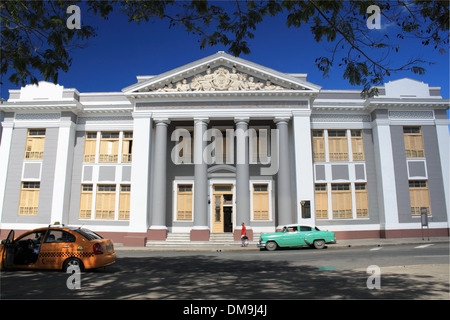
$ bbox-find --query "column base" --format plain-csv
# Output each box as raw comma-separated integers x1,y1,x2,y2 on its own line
190,229,210,241
147,228,168,240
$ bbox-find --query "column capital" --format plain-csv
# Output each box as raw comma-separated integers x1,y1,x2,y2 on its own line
234,117,250,125
274,116,291,125
194,117,209,125
154,117,170,126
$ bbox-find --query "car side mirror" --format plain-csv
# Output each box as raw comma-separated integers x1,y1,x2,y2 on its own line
1,239,11,245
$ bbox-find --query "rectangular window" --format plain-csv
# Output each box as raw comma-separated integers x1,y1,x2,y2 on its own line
79,184,93,219
312,130,325,162
19,182,40,215
351,130,365,161
95,185,116,219
119,185,131,220
314,184,328,219
328,130,349,161
25,129,46,160
99,132,119,163
403,127,425,158
83,132,97,163
122,132,133,163
331,183,352,219
177,184,193,220
253,184,269,220
355,183,369,218
409,180,431,216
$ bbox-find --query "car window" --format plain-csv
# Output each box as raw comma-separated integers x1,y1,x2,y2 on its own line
45,230,76,243
74,228,103,240
300,226,312,232
17,231,46,243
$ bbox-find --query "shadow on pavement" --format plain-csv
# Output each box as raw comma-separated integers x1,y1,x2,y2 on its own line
1,255,448,299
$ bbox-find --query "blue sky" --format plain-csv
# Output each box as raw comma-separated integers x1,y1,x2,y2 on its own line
1,1,449,113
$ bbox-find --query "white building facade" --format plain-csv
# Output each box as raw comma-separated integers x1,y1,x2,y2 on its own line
1,52,449,246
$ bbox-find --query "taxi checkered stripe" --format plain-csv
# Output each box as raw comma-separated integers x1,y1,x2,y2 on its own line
40,251,94,258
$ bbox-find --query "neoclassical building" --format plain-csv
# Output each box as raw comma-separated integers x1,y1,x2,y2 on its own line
0,52,449,246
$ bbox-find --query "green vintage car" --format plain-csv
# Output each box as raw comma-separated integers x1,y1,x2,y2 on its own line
258,224,336,251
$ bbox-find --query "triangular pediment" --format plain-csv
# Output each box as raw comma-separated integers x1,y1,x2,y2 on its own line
123,52,320,96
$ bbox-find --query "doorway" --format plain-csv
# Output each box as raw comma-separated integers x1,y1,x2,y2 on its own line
212,184,233,233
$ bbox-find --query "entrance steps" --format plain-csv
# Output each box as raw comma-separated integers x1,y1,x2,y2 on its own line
146,232,259,247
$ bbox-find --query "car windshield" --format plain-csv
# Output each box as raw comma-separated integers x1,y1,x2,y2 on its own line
74,228,103,240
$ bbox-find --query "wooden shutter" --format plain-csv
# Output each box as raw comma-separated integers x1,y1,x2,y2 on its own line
351,130,365,161
409,181,430,216
312,130,325,161
404,127,424,158
331,184,352,219
25,129,45,160
95,185,116,219
177,184,193,220
355,183,368,218
19,182,40,215
328,130,348,161
79,185,93,219
253,184,269,220
84,132,97,163
99,132,119,163
315,184,328,219
119,185,131,220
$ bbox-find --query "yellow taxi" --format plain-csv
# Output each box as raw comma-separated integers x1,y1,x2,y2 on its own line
0,225,116,271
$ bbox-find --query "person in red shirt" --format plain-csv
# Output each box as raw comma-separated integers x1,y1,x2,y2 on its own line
241,222,248,247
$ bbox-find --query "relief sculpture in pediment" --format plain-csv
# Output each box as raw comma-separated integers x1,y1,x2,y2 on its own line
153,67,286,92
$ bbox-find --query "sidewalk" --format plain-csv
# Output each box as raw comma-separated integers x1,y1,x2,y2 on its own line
114,236,450,252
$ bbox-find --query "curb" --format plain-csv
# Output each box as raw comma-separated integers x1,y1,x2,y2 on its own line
114,237,450,252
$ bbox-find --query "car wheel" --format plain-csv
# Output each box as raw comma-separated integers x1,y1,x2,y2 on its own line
63,257,84,272
265,241,278,251
313,239,326,249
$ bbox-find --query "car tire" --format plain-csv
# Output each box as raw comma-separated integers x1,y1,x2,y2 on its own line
313,239,326,249
63,257,84,272
265,241,278,251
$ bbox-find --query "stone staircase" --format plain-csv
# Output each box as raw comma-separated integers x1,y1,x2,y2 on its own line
146,232,260,247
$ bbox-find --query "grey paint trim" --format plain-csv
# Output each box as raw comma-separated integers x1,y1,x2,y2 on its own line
422,126,447,222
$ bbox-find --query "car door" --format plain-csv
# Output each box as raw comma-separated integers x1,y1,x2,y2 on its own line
0,230,15,269
280,226,305,247
300,226,315,245
39,229,77,270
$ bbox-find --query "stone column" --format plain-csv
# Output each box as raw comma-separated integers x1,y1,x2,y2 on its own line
292,111,314,224
50,112,77,225
191,117,210,241
371,110,399,237
128,112,152,245
148,118,170,240
234,117,251,240
275,117,293,228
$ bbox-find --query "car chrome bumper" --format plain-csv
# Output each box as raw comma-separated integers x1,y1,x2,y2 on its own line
257,241,266,248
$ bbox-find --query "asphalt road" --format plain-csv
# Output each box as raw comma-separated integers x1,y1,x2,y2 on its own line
1,242,448,301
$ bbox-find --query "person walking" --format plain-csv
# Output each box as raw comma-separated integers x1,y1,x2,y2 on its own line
241,222,248,247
